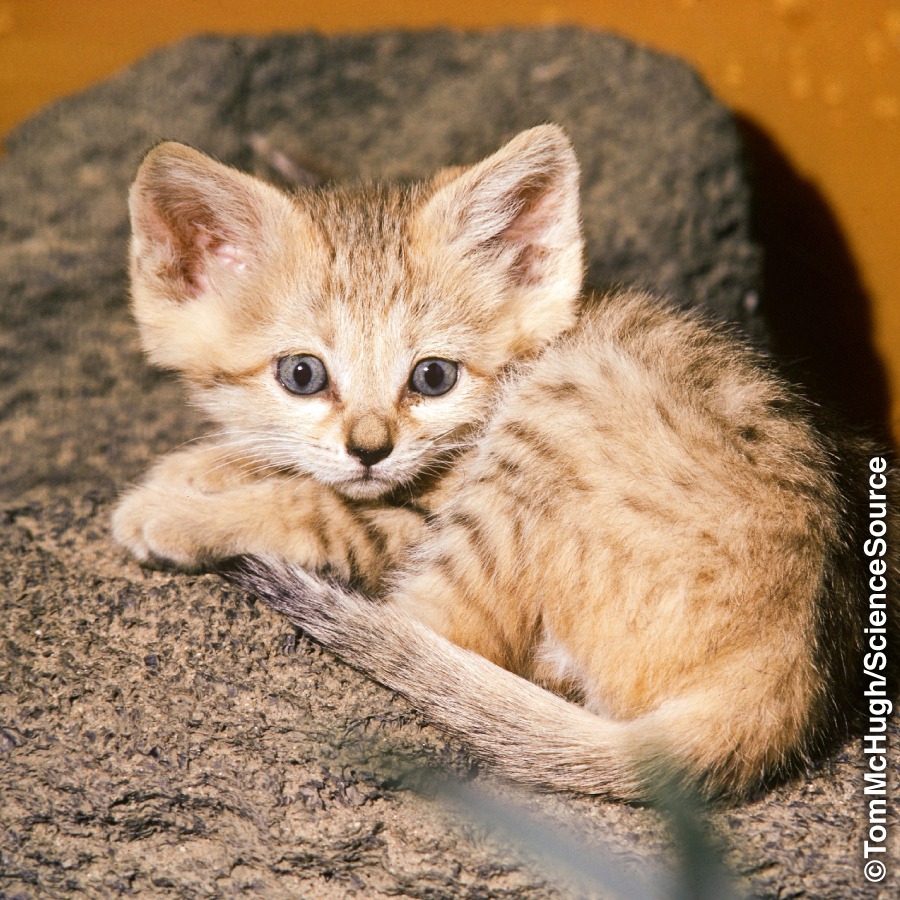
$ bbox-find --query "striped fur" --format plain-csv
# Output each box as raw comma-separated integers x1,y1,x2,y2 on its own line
114,127,896,798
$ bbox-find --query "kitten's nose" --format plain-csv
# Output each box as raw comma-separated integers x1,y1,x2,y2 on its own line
347,413,394,468
348,442,393,467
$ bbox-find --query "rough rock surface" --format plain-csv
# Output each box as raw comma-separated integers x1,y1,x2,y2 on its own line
0,29,892,898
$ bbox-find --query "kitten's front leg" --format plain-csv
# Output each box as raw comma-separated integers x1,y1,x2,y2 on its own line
112,442,424,588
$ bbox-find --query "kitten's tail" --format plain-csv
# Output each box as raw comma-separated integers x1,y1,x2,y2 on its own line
229,558,759,800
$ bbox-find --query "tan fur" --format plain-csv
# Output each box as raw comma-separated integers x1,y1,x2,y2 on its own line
113,127,893,798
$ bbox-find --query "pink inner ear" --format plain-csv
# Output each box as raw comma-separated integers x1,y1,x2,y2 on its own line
501,175,558,242
499,177,562,284
173,222,252,298
211,241,250,272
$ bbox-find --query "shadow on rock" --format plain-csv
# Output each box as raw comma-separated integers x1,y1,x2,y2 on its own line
736,113,893,444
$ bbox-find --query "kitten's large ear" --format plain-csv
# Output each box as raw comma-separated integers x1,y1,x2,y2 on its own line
129,142,295,302
416,125,584,350
128,142,297,374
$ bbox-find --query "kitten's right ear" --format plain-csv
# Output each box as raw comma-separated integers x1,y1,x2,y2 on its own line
128,143,296,374
129,142,294,302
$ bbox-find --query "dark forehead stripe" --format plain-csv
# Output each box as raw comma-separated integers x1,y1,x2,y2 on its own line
304,182,423,243
299,183,426,318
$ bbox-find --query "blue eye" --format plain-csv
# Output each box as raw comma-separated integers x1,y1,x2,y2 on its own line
276,355,328,395
410,358,458,396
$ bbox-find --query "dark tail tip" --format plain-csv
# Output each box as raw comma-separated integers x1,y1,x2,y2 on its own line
217,554,281,603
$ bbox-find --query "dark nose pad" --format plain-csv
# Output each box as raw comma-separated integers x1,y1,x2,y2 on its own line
348,442,393,468
347,413,393,468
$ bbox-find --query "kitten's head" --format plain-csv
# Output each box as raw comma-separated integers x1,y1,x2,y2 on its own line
128,126,584,499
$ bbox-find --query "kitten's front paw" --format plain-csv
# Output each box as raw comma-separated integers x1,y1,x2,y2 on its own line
111,485,210,570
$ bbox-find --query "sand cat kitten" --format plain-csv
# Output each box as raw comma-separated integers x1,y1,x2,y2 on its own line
113,126,894,799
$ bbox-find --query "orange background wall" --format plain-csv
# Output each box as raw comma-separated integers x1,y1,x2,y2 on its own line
1,1,898,439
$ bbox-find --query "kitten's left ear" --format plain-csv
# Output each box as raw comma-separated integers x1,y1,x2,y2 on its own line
416,125,585,350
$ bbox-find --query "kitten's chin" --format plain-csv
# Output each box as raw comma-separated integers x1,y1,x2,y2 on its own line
333,474,398,501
